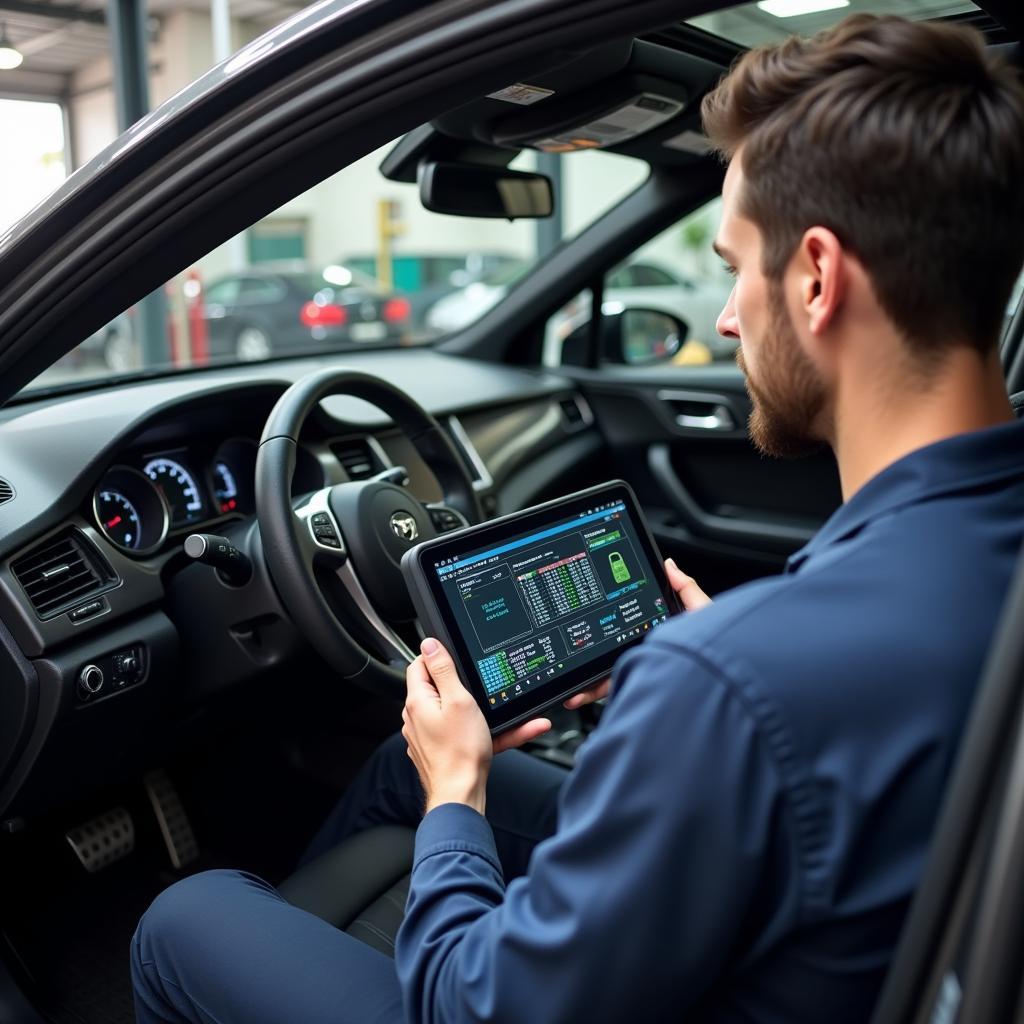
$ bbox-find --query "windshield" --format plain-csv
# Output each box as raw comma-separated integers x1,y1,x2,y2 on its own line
26,140,647,395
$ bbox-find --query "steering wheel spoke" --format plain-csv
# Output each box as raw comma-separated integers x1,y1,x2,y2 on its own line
424,502,470,534
257,368,481,696
294,488,347,563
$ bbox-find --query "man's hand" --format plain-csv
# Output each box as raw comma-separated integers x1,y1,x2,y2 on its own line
563,558,711,710
403,638,552,816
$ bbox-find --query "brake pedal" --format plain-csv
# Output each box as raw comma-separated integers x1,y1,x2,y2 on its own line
144,770,199,870
65,807,135,873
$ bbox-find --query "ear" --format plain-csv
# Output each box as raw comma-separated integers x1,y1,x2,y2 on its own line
794,227,846,336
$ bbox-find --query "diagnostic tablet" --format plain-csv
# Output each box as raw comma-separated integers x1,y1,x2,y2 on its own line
401,481,680,734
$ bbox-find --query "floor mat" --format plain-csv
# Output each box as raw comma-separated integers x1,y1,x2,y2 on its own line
1,796,221,1024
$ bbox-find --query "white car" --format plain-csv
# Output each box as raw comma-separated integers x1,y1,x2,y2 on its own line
428,259,736,362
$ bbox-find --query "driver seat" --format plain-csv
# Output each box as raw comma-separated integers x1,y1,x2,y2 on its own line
277,824,415,957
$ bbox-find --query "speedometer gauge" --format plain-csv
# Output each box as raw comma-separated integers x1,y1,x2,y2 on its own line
143,455,205,527
93,466,169,556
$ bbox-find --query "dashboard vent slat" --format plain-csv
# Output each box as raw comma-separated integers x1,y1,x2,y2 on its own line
330,438,384,481
11,529,115,619
0,477,13,506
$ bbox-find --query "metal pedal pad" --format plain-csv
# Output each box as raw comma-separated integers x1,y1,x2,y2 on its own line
65,807,135,873
144,769,199,870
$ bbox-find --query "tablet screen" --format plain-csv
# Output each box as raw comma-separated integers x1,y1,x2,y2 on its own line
425,488,671,719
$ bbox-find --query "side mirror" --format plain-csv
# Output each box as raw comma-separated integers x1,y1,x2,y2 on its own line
560,305,687,367
612,307,685,366
418,161,554,219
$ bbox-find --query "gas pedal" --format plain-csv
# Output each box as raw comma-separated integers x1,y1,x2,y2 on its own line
65,807,135,873
144,770,199,870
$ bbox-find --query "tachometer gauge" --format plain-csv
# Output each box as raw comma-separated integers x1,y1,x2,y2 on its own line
143,455,205,527
93,466,169,556
96,490,142,550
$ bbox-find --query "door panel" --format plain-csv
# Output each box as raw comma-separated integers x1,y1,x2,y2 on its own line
572,365,842,595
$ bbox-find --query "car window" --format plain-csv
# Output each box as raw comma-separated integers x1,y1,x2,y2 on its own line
26,139,647,393
628,263,678,288
237,277,286,304
544,197,735,368
204,279,240,306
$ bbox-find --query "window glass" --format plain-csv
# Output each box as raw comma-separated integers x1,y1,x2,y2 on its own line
204,279,239,306
543,197,736,368
28,140,647,394
688,2,979,50
237,277,286,304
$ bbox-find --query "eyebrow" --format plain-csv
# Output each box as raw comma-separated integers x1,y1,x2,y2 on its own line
712,239,736,263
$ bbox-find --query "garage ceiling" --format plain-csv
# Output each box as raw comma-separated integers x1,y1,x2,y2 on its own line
0,0,302,97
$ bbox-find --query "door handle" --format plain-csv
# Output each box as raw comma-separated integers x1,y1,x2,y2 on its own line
656,389,739,433
675,404,735,431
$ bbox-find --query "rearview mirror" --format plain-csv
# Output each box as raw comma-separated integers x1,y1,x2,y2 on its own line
418,161,553,219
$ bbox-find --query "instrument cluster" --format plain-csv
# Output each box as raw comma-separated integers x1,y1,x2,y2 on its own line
92,438,258,556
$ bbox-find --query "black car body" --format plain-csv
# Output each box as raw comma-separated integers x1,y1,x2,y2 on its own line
202,265,410,361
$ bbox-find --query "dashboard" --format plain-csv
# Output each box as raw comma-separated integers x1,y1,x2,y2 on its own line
0,349,604,820
91,435,325,558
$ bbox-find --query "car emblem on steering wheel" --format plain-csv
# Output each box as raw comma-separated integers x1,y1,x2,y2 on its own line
389,511,419,542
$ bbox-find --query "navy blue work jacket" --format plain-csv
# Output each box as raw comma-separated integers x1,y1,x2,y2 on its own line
395,419,1024,1024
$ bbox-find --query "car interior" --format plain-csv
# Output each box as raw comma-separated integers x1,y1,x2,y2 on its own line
0,0,1022,1021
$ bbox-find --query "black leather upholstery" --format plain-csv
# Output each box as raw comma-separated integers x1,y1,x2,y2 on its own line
278,825,415,957
1011,391,1024,418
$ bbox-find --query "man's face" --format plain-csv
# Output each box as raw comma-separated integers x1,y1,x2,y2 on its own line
714,159,828,458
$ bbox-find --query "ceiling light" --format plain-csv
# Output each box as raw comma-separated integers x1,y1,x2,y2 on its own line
757,0,850,17
0,23,23,70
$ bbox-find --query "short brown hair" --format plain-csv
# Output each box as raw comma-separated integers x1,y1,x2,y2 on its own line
701,14,1024,355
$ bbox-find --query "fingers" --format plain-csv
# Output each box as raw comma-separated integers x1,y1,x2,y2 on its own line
665,557,711,611
563,677,611,710
419,637,465,700
493,717,552,755
405,655,439,703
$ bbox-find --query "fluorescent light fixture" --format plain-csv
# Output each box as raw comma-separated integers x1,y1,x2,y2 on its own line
0,23,23,70
757,0,850,17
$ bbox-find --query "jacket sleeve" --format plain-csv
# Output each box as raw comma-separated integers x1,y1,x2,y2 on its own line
395,641,801,1024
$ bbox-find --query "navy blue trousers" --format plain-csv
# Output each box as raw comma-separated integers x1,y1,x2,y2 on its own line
131,732,568,1023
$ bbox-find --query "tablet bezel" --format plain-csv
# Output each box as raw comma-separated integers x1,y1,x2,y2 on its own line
402,480,680,733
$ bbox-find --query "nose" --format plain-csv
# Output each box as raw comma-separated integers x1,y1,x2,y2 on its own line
716,285,739,341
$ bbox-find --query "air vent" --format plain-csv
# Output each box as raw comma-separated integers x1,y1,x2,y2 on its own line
11,529,114,619
0,478,13,506
330,437,386,481
559,395,593,432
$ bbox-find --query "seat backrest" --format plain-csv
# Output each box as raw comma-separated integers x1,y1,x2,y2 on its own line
1011,390,1024,419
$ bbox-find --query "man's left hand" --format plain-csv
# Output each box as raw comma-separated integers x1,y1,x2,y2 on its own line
403,638,552,816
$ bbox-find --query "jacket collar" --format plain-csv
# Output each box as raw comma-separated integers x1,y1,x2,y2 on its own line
786,418,1024,573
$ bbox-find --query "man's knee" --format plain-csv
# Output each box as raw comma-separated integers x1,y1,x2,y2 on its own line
134,869,270,968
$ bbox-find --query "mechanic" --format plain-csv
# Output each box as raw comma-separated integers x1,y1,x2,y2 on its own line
131,14,1024,1024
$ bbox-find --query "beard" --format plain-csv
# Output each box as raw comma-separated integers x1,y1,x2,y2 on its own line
736,282,829,458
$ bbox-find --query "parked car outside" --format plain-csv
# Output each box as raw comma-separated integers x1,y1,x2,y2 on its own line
432,258,737,363
202,263,411,362
346,251,522,336
50,311,137,375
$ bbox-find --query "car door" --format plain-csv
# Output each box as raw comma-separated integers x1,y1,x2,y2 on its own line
546,197,844,596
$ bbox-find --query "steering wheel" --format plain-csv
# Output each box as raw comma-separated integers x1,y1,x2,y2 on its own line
255,368,481,696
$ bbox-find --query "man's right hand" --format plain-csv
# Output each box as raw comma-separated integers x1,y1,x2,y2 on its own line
562,558,711,710
664,557,712,611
